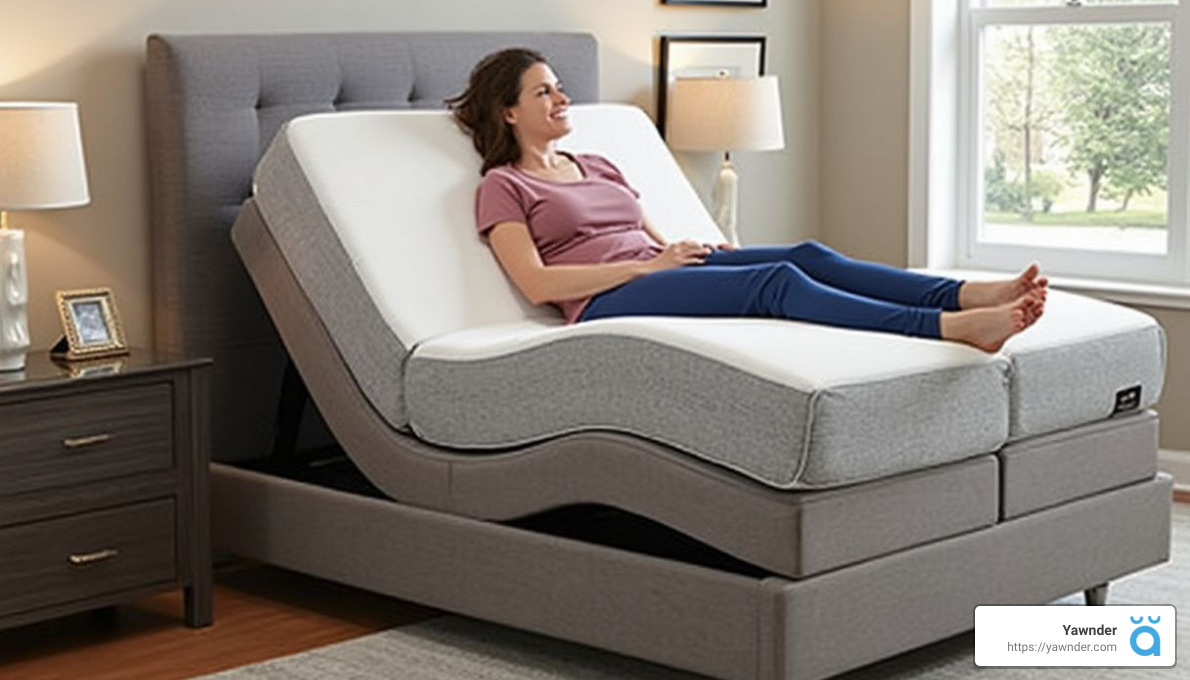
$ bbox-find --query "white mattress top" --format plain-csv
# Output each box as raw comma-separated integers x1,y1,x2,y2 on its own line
922,270,1160,352
274,107,1158,395
414,276,1161,393
278,104,723,348
412,316,1004,392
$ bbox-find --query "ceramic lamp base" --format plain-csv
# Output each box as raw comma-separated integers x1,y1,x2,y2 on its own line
0,229,30,372
0,352,25,372
710,156,740,247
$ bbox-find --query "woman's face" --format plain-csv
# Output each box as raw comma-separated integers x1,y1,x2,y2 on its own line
504,62,572,144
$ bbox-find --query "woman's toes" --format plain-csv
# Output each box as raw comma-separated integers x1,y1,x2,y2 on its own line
1020,263,1040,284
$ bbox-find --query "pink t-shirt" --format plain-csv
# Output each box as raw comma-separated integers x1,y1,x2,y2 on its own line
476,153,662,323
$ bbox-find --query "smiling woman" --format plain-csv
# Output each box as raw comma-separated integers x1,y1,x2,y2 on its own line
448,47,1049,352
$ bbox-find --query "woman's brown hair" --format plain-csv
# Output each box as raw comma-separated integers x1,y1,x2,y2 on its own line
446,48,547,175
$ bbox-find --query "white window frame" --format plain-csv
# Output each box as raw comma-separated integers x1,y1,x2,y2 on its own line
911,0,1190,288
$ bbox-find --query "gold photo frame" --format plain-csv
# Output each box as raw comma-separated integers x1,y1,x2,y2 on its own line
52,287,130,361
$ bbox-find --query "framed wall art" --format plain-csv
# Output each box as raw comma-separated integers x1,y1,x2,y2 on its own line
662,1,768,7
657,35,767,139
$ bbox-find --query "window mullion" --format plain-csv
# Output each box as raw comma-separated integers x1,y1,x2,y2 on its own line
1168,1,1190,280
959,0,977,266
972,5,1177,28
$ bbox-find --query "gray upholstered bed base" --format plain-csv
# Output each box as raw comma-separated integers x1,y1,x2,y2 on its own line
212,465,1171,680
146,31,1173,680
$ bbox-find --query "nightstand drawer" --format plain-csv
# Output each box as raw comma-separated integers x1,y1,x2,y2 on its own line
0,383,173,495
0,499,176,618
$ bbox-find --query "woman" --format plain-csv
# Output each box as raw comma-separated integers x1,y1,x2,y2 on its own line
447,48,1046,352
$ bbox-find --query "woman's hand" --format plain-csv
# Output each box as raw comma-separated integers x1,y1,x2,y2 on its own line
647,240,711,273
711,242,738,251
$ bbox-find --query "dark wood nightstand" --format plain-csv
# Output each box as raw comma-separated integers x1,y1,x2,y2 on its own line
0,350,212,630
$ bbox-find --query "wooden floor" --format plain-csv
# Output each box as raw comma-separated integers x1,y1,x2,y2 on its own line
0,565,441,680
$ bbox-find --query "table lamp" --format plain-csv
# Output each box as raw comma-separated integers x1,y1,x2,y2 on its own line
0,102,90,371
667,75,785,246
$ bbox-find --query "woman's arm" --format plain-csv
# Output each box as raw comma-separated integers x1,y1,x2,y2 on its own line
641,213,668,247
488,221,708,305
642,211,737,251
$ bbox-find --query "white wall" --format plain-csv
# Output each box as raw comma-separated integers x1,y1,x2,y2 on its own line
0,0,819,349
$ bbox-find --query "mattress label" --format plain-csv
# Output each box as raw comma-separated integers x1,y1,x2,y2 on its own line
975,605,1175,667
1113,385,1142,415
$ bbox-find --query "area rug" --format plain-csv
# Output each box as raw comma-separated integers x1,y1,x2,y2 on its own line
196,504,1189,680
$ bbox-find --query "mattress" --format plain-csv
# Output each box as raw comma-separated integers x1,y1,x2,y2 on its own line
407,317,1009,488
406,287,1166,488
1000,288,1165,439
251,104,1163,490
922,270,1166,439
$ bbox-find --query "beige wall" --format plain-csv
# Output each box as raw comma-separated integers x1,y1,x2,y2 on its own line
819,0,1190,451
819,0,909,266
1,0,819,351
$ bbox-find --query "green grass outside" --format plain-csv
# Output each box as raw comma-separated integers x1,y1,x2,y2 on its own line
985,211,1167,228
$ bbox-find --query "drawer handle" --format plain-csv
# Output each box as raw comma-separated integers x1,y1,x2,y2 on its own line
62,433,112,449
68,548,120,566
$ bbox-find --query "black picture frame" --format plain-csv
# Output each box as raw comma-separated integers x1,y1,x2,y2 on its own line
662,0,768,7
657,35,767,139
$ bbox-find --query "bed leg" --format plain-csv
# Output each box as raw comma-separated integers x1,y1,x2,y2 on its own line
1083,582,1109,606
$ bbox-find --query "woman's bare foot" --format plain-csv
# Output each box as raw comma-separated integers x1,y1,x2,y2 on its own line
1024,293,1045,325
940,295,1043,353
957,264,1048,310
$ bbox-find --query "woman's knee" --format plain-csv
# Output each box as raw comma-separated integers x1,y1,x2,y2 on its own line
757,261,813,291
788,240,840,262
752,262,815,317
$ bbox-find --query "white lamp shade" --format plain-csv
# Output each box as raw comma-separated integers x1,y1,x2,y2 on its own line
0,102,90,210
667,76,786,153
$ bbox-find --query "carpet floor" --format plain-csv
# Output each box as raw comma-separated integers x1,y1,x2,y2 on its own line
196,503,1189,680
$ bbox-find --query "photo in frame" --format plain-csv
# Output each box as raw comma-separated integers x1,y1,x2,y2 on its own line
657,35,767,139
662,1,767,7
52,287,130,361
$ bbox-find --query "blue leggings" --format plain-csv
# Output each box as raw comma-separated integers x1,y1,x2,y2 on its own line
578,241,963,339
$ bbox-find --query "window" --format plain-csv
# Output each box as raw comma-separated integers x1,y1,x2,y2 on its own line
912,0,1190,285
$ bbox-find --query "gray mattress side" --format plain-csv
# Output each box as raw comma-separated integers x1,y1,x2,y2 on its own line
406,334,812,485
254,132,411,430
407,341,1011,489
803,363,1010,486
1008,324,1166,440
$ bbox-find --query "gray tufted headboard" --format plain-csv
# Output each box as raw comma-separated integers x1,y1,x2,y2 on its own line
145,32,600,462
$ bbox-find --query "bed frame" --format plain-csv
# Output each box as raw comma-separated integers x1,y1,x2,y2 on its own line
144,32,1171,680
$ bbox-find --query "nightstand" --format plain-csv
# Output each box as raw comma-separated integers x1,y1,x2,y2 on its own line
0,350,212,630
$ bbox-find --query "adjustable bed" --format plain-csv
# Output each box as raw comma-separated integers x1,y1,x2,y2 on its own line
145,32,1172,680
